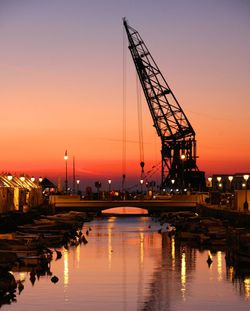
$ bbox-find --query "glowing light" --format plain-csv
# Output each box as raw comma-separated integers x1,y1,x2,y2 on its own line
64,249,69,287
76,245,80,268
7,174,13,181
229,266,234,283
243,174,249,181
108,224,113,269
18,272,26,282
217,251,223,281
180,154,186,160
140,232,144,265
244,278,250,300
171,236,175,270
217,176,222,182
181,251,186,300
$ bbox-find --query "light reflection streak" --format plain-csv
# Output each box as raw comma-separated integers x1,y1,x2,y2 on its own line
76,244,80,268
140,232,144,265
18,272,25,282
229,266,234,283
171,236,175,270
64,249,69,287
181,251,186,300
244,278,250,300
217,251,222,281
108,225,112,269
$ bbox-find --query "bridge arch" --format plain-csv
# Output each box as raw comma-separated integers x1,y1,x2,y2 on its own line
101,206,148,215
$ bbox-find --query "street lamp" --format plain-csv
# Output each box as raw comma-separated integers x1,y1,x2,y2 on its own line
243,174,249,211
180,154,186,160
217,176,222,190
180,154,186,193
64,150,68,194
76,179,80,193
31,176,35,183
108,179,112,200
140,179,144,193
20,176,25,182
108,179,112,192
228,176,233,192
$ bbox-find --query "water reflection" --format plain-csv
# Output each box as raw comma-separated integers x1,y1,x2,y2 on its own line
1,217,249,310
63,249,69,287
226,264,250,301
244,279,250,299
103,207,148,215
181,251,186,300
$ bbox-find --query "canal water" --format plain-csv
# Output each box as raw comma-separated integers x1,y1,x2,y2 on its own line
6,215,250,311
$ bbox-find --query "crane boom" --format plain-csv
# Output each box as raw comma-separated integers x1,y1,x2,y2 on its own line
123,18,205,191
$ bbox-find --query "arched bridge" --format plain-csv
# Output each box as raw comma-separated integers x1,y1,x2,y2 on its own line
50,197,200,214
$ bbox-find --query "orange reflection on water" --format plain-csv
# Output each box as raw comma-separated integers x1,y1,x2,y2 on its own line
244,279,250,300
171,236,175,270
63,249,69,287
108,225,112,269
140,232,144,265
102,207,148,215
217,251,223,282
229,266,234,283
181,251,186,300
76,244,80,268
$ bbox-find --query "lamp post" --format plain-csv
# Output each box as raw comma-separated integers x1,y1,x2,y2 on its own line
108,179,112,200
243,174,249,211
108,179,111,192
39,177,43,183
76,179,80,194
217,176,222,191
140,179,144,194
64,150,68,194
31,176,35,183
228,176,233,192
180,154,186,193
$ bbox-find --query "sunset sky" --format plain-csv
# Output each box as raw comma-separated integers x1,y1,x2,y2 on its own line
0,0,249,189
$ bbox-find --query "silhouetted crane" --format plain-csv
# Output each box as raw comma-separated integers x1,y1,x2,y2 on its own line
123,18,205,191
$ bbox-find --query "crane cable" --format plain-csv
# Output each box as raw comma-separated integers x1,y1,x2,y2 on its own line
122,27,127,192
136,75,145,179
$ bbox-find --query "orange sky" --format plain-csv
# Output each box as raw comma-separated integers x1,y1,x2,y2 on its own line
0,0,249,189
